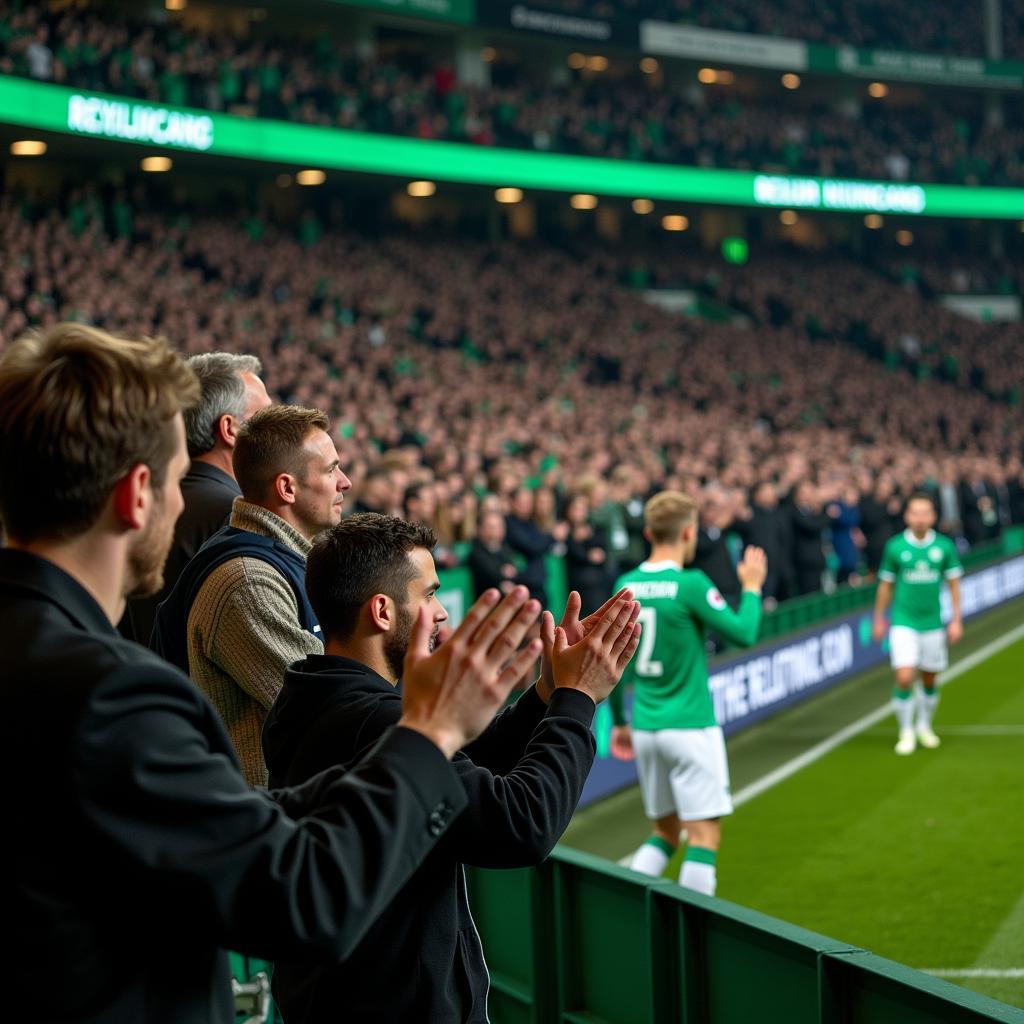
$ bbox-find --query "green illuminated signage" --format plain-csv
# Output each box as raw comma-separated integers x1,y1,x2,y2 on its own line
721,237,749,265
67,94,214,151
2,77,1023,220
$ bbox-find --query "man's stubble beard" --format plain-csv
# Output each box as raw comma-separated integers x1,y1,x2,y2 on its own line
125,492,176,600
384,603,439,680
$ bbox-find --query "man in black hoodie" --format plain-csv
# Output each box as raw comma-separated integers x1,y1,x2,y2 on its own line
263,513,642,1024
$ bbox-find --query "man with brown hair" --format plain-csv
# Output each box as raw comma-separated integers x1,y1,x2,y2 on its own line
0,323,546,1023
153,405,349,784
610,491,767,896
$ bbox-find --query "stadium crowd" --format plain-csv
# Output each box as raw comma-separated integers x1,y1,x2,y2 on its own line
2,189,1022,610
533,0,1002,57
1,2,1022,186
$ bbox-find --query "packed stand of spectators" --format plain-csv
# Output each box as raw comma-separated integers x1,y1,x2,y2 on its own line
2,189,1023,614
490,0,1006,59
611,242,1024,406
879,253,1024,299
2,2,1023,186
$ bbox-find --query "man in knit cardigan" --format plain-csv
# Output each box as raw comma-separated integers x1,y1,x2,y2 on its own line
153,405,349,784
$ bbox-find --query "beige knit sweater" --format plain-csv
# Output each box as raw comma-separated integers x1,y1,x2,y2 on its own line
186,499,323,786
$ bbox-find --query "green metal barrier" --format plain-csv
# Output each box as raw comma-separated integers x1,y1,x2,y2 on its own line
466,846,1023,1024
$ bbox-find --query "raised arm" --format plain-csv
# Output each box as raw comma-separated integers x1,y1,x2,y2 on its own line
685,549,766,649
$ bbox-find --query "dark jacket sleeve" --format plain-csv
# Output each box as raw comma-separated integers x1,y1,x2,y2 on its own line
461,684,549,774
73,665,467,963
448,688,596,869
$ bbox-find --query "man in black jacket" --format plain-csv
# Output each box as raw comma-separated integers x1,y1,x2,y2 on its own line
467,508,523,597
505,486,555,606
0,323,546,1024
789,482,830,595
123,351,271,643
264,513,642,1023
735,482,791,602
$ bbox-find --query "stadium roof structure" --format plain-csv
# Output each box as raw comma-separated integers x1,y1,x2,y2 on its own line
3,75,1024,220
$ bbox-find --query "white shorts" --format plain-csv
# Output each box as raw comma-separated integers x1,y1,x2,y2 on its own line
889,626,948,673
633,726,733,822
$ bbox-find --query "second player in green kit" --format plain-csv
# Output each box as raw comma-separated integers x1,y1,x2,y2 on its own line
873,492,963,756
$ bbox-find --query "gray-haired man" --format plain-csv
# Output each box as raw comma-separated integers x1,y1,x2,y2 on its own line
125,352,271,643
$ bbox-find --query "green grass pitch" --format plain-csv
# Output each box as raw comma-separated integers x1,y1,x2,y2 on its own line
564,598,1024,1010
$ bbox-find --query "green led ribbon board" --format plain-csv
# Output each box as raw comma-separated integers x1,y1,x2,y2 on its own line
2,77,1023,219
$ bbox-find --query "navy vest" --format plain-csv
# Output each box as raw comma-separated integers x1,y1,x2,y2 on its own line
150,525,322,672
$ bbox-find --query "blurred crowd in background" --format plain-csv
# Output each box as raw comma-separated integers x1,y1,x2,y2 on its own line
535,0,1009,57
2,188,1023,613
1,2,1022,186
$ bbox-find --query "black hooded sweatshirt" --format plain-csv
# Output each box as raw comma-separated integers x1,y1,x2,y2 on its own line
263,655,597,1023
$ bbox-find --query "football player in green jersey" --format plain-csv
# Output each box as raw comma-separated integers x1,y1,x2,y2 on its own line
872,492,963,756
609,491,766,896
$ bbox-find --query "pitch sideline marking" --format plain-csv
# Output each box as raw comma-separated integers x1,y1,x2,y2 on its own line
922,969,1024,979
730,621,1024,809
618,622,1024,866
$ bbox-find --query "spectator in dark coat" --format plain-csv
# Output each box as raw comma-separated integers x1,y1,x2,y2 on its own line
790,482,829,595
468,509,522,597
960,463,999,545
505,487,555,606
858,477,898,575
735,482,790,601
563,493,612,616
688,489,741,612
827,484,864,583
123,352,271,643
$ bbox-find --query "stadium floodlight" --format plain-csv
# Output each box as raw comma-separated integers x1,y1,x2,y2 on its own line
662,214,689,231
640,58,659,74
868,82,889,98
779,209,798,225
568,53,586,70
296,169,326,186
864,214,884,228
571,193,598,210
407,180,436,197
141,155,172,172
495,187,523,204
632,199,655,214
896,229,914,246
781,73,801,89
697,68,717,84
165,0,186,9
10,139,46,155
585,56,609,72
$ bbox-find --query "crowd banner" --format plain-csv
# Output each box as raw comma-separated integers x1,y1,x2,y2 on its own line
580,553,1024,806
639,21,808,71
810,44,1024,89
476,0,638,46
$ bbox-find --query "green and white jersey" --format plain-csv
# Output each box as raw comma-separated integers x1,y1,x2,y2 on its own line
610,561,762,731
878,529,962,632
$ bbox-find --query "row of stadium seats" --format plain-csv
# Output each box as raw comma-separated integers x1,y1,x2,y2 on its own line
1,1,1022,185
